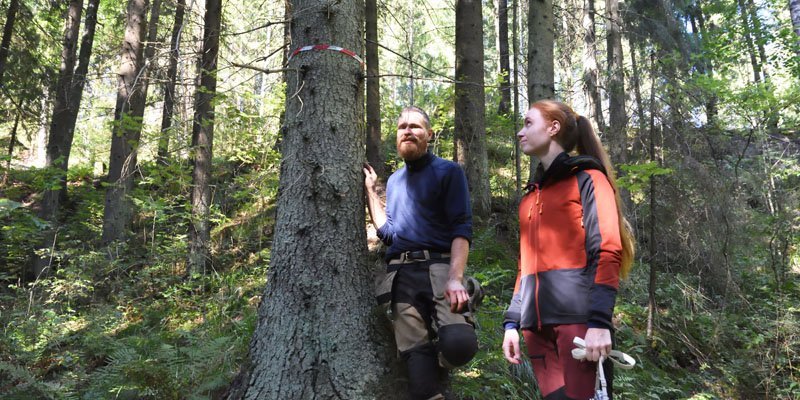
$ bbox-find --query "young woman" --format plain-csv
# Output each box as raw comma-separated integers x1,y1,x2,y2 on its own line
502,100,635,400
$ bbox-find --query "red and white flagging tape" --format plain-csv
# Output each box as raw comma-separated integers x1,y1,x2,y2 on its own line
288,44,365,66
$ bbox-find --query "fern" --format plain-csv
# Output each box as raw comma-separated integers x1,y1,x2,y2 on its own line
0,360,57,400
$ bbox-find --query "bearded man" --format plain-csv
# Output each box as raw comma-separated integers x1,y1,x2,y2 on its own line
364,106,478,400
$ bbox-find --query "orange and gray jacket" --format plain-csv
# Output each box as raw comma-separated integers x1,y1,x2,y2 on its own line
504,152,622,331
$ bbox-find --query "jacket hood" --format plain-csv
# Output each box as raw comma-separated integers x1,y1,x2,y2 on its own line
527,152,607,190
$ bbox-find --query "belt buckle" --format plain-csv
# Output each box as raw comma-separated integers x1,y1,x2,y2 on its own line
403,250,427,262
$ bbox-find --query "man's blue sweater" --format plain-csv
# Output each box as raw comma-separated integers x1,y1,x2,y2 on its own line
377,152,473,261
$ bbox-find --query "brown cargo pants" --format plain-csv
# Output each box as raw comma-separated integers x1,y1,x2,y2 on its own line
376,256,478,400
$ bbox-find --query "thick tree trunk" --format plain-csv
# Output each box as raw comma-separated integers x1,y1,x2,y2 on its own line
527,0,554,180
497,0,511,115
0,0,19,85
187,0,221,273
605,0,626,165
455,0,491,220
365,0,384,179
528,0,554,102
232,0,396,397
582,0,604,133
157,0,185,164
101,0,149,245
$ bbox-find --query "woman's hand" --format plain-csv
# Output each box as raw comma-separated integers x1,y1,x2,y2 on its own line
583,327,612,362
502,329,522,364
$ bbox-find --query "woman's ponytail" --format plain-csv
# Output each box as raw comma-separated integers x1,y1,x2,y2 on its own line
574,114,636,278
532,99,636,278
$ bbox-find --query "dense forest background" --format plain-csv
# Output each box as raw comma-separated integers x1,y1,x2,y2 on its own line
0,0,798,398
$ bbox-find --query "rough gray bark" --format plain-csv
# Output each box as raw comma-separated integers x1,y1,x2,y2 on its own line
232,0,397,398
101,0,149,245
455,0,491,220
365,0,384,179
188,0,221,272
582,0,604,133
497,0,511,115
527,0,554,180
528,0,554,101
606,0,626,164
0,0,19,85
157,0,185,164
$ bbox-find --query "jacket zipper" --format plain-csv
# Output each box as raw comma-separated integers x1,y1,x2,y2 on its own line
533,184,542,331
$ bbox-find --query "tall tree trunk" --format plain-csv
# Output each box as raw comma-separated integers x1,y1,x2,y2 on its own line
455,0,490,220
791,0,800,44
606,0,626,165
143,0,161,94
512,0,521,195
40,0,83,222
629,38,645,154
497,0,511,115
0,0,19,85
527,0,554,180
101,0,149,245
157,0,186,164
32,0,85,280
365,0,384,179
582,0,604,132
746,0,768,78
230,0,396,397
646,51,657,339
187,0,221,272
737,0,762,83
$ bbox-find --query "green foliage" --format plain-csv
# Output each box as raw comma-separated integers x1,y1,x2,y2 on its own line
617,162,673,203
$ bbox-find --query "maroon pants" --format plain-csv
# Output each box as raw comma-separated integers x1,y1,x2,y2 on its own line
523,324,612,400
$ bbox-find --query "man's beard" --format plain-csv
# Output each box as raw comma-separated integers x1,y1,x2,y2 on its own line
397,140,427,161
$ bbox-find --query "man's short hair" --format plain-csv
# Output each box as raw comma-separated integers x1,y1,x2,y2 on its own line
401,106,432,132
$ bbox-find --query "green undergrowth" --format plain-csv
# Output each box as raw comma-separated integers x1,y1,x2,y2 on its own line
1,153,798,398
0,159,276,399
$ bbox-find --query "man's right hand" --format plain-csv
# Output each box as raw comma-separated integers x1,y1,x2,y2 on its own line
502,329,522,364
363,163,378,192
363,163,386,228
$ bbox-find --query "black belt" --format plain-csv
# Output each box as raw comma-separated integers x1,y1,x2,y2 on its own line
388,250,451,266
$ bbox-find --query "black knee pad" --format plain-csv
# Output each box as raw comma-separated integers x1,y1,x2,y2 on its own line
437,324,478,367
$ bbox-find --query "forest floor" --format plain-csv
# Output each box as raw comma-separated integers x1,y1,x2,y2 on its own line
1,162,798,399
